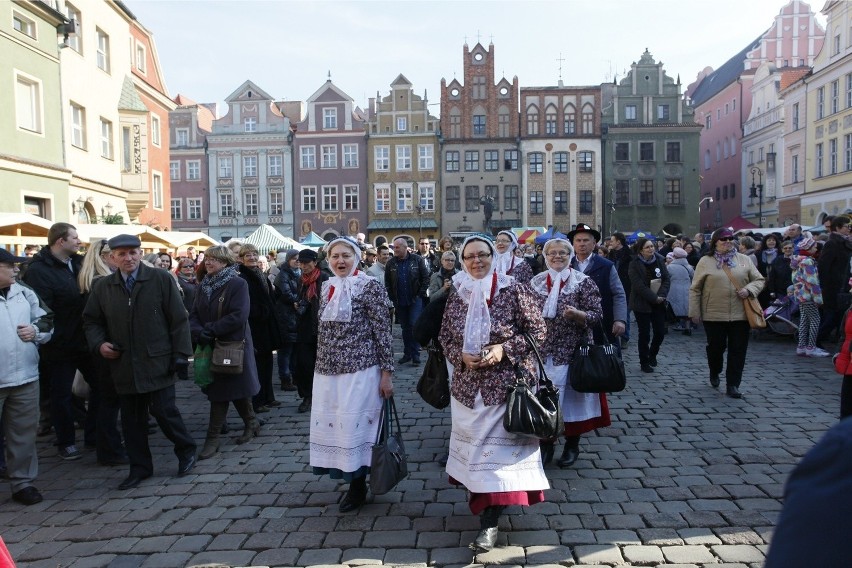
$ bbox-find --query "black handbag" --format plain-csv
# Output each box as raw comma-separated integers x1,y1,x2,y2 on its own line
503,334,562,440
370,396,408,496
570,322,627,393
416,341,450,409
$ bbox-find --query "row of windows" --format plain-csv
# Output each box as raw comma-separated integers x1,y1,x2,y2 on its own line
816,74,852,120
705,97,737,129
745,143,775,166
170,198,204,221
815,134,852,177
299,185,361,213
615,142,681,163
445,109,513,138
216,155,283,178
373,145,434,172
526,108,594,135
713,184,737,202
613,179,682,206
623,103,676,123
170,160,202,181
445,185,519,212
218,190,287,217
528,190,594,215
529,151,594,173
373,184,436,213
297,144,360,170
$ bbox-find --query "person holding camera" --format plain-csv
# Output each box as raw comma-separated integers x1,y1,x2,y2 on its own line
292,249,329,413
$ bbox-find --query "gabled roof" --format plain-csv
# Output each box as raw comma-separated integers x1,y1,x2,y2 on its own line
306,80,354,104
780,67,811,90
690,35,763,107
118,76,147,112
391,74,412,88
224,80,274,103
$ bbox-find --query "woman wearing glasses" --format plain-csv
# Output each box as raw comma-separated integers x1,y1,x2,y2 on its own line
493,230,534,284
174,258,197,314
438,235,548,553
689,228,765,398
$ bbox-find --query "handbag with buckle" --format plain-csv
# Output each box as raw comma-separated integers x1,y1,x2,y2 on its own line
503,333,562,440
210,296,246,375
570,321,627,393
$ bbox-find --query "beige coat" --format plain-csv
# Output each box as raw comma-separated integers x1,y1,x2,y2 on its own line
689,253,765,322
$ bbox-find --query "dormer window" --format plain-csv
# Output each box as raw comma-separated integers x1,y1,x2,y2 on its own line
244,117,256,132
323,108,337,129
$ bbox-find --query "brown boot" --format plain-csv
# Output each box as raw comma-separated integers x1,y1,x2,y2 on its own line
233,398,261,444
199,402,228,460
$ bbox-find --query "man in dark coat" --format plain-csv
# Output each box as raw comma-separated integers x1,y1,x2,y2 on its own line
385,237,431,365
607,232,633,342
816,216,852,348
274,249,300,391
83,234,196,490
291,249,329,413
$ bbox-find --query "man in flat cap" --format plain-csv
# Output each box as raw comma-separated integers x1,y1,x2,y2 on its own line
83,234,197,490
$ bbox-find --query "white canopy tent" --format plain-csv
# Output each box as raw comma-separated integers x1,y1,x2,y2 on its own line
243,225,304,254
0,213,53,253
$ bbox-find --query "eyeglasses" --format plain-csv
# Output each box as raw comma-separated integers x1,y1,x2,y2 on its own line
462,252,492,262
717,237,734,242
545,251,569,258
494,239,512,244
180,263,195,268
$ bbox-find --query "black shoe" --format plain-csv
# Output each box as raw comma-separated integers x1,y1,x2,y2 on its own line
684,328,692,336
118,473,151,490
710,373,720,388
726,385,742,399
267,400,282,407
649,355,658,367
177,454,196,477
470,526,499,552
641,364,654,373
339,481,368,513
280,381,297,392
398,355,412,365
540,441,555,465
557,445,580,468
12,486,43,505
298,399,312,413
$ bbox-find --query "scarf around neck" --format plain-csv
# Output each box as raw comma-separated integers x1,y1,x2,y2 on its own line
321,237,363,323
201,264,239,300
301,267,321,300
714,249,737,269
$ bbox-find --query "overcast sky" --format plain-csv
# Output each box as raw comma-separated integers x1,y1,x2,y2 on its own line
128,0,827,115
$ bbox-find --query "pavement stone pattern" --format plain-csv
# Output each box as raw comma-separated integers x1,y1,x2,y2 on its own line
0,321,839,567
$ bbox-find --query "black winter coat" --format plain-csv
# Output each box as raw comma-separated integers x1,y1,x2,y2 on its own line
295,270,329,342
385,253,430,305
628,254,671,313
818,233,852,309
238,265,282,353
274,266,300,343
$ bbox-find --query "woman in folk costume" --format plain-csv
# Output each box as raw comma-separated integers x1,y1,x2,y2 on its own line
529,238,609,468
438,235,548,553
493,230,534,284
309,237,395,513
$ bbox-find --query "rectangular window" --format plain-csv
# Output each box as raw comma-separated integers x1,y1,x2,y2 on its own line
396,116,407,132
151,115,161,146
818,87,825,119
13,10,36,38
527,112,539,135
170,161,180,181
545,113,557,135
343,185,358,211
817,143,824,177
464,150,479,171
625,105,637,120
419,184,435,211
639,180,654,205
220,192,234,217
396,145,412,171
665,179,681,205
846,134,852,171
564,111,576,134
300,146,316,169
302,186,317,212
504,149,518,171
96,29,110,72
465,186,480,211
615,142,629,161
554,191,568,214
498,112,510,137
243,155,257,177
375,184,391,213
582,111,594,134
578,151,593,172
343,144,358,168
706,115,711,129
218,156,232,178
244,192,258,216
529,152,543,174
396,185,413,212
640,142,654,161
323,108,337,129
554,152,568,173
792,103,799,130
70,103,86,149
269,191,283,215
530,191,543,215
657,104,670,121
418,145,433,170
847,74,852,109
483,150,499,171
176,128,189,146
15,74,42,133
449,114,461,138
188,198,202,220
135,42,146,73
244,117,256,132
375,146,389,171
445,185,460,212
322,186,338,211
832,80,840,114
268,155,282,176
152,173,163,209
792,154,799,182
666,141,681,162
830,138,838,174
579,190,593,214
321,145,337,169
65,4,81,52
184,160,199,180
445,150,459,172
473,115,486,135
615,179,630,205
504,185,519,211
171,199,181,220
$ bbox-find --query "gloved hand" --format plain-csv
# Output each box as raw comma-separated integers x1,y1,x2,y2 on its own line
169,357,189,375
197,329,214,347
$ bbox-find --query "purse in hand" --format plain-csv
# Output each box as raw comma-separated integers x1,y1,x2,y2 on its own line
503,333,562,440
209,295,247,375
570,321,627,394
370,396,408,495
417,340,450,409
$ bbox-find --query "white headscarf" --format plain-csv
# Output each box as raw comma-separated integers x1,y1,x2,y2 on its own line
493,229,519,276
530,238,585,319
320,237,366,322
452,235,512,355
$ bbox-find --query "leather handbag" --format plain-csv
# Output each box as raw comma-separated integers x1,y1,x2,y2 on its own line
370,396,408,495
210,295,246,375
722,266,766,329
570,322,627,393
503,333,562,440
416,340,450,409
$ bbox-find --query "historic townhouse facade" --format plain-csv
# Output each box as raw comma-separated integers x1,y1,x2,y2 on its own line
779,70,810,225
519,84,601,233
168,95,214,232
207,81,294,242
292,79,368,241
602,49,702,237
1,0,71,220
800,0,852,225
687,0,824,231
440,42,521,237
365,75,440,246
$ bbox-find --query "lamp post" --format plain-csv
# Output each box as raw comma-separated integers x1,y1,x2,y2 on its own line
414,197,426,240
697,196,713,213
234,209,242,239
749,167,764,228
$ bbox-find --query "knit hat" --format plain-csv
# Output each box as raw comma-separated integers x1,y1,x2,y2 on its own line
297,249,318,262
672,247,688,259
798,236,817,252
285,249,299,262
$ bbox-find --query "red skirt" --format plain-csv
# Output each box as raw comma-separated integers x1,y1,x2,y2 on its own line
563,393,610,436
449,476,545,515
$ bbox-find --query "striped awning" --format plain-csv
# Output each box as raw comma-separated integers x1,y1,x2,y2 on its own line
243,224,303,254
512,227,546,244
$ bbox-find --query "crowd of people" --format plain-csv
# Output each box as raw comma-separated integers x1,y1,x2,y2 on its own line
0,219,850,554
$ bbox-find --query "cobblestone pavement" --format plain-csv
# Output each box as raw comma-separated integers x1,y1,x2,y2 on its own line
0,323,839,568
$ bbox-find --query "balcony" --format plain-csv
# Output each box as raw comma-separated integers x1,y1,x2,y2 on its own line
743,107,784,137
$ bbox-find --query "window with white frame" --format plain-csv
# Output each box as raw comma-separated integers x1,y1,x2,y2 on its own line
464,150,479,171
792,154,799,182
187,160,200,180
818,87,825,119
218,156,232,178
396,145,412,171
816,143,824,177
188,198,202,220
343,185,359,211
396,184,413,212
65,3,81,52
302,186,317,211
553,152,568,173
100,118,112,159
830,138,838,174
445,150,459,172
135,42,146,73
321,145,337,168
343,144,358,168
152,172,163,208
545,112,557,135
657,104,670,121
375,184,391,213
323,108,337,129
624,105,637,120
322,185,338,211
527,109,539,135
70,103,85,149
847,74,852,109
268,154,282,176
244,192,258,216
220,192,234,217
171,199,182,220
418,145,434,170
578,151,593,172
122,127,131,171
244,117,256,132
418,184,435,211
528,152,543,174
176,128,189,146
504,149,518,171
151,115,161,146
96,28,110,72
300,146,316,169
15,74,42,133
169,161,180,181
269,191,283,215
564,106,576,134
397,117,407,132
13,10,36,38
582,108,594,134
846,134,852,171
832,80,840,114
375,146,390,171
243,155,257,177
484,149,499,172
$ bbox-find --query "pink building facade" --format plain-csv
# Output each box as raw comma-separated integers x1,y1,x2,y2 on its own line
168,95,214,232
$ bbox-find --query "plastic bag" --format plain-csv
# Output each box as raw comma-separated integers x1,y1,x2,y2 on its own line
193,345,213,387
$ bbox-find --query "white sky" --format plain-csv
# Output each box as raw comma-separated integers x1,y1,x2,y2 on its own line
128,0,827,115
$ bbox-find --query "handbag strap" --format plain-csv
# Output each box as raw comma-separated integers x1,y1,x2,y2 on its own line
374,396,401,445
216,293,248,339
721,265,742,291
521,333,556,390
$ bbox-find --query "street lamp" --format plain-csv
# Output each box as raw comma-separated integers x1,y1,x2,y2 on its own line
749,167,764,228
697,196,713,213
414,197,427,240
233,209,243,239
